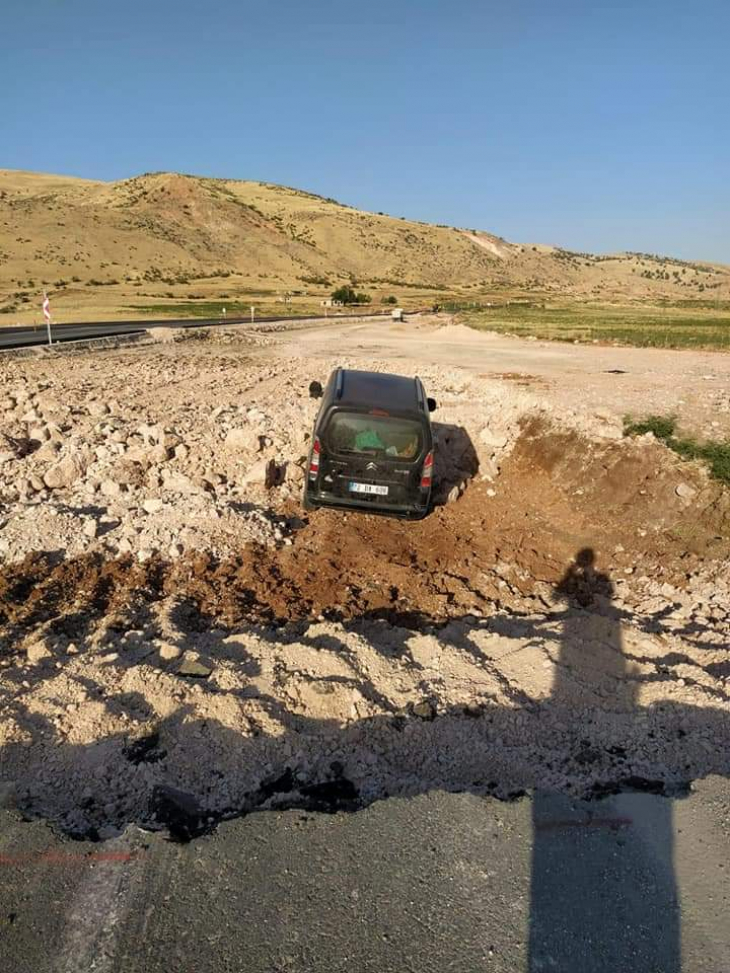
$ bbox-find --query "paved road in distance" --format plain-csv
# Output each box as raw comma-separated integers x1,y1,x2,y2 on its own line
0,311,397,350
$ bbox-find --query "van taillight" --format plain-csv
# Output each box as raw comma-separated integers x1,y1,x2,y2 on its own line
309,436,321,479
420,450,433,489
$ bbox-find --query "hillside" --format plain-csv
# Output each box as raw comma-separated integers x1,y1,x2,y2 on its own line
1,168,729,321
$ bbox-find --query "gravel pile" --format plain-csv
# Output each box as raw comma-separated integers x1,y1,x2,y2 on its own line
0,339,535,561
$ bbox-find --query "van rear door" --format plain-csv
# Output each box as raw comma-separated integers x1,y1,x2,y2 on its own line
319,411,427,506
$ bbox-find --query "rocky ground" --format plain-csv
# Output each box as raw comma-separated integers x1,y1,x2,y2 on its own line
0,318,728,840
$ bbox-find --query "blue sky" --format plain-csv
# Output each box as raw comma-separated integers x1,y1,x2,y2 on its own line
3,0,728,261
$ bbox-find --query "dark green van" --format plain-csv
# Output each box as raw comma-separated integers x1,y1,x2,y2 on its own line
303,368,437,519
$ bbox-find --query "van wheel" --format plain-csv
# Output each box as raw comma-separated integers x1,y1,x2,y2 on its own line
301,484,315,511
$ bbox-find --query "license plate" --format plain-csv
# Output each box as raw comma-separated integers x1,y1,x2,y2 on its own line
349,482,389,496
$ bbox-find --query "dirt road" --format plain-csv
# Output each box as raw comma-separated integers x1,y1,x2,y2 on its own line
277,315,730,439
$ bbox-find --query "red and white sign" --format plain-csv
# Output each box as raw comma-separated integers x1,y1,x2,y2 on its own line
42,293,51,322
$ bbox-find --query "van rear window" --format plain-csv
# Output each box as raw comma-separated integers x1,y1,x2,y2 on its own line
326,413,422,459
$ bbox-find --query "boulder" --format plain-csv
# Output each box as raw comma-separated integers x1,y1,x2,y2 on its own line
239,458,283,488
35,442,62,463
159,642,182,661
100,479,122,498
178,656,212,678
0,781,17,809
239,458,269,486
46,422,65,443
162,470,198,494
114,460,146,489
137,423,161,444
43,453,86,490
285,463,305,486
34,395,65,420
412,700,436,720
162,431,182,450
125,446,154,467
26,641,52,663
479,456,499,481
479,426,509,449
225,427,260,451
87,401,110,418
676,483,697,501
28,425,50,443
192,475,216,494
149,444,172,465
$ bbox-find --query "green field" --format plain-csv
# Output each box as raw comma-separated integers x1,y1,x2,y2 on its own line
461,303,730,351
124,300,325,319
624,415,730,485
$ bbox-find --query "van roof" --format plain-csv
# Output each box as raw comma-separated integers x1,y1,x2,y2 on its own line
332,369,424,413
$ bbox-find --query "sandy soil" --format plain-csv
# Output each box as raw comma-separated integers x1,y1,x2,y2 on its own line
280,316,730,439
0,317,728,840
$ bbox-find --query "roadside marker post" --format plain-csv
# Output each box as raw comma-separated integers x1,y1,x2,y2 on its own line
251,305,255,323
42,293,52,346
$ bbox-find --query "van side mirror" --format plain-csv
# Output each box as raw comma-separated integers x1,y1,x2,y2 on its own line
427,397,437,412
309,381,323,399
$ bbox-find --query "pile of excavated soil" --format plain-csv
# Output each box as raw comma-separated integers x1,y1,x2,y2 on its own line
3,423,728,632
1,335,729,840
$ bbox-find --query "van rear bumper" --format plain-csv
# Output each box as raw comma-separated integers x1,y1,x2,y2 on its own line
304,488,430,520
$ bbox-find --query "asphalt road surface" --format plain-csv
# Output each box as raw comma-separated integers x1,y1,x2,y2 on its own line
2,779,729,973
0,311,394,350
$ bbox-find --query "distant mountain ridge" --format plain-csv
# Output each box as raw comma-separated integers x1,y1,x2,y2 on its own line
1,168,728,318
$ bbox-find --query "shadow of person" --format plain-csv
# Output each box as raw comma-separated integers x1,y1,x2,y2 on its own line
556,547,611,608
528,548,680,972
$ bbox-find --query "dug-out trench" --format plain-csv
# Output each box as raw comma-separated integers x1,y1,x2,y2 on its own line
1,424,729,840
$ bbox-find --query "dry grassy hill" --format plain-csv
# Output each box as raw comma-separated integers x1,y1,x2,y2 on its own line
1,168,729,322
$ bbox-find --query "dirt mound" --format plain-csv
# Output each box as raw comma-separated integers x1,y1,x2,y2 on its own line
3,423,726,640
431,322,490,343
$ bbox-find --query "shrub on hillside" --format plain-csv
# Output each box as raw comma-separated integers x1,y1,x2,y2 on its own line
332,285,372,305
